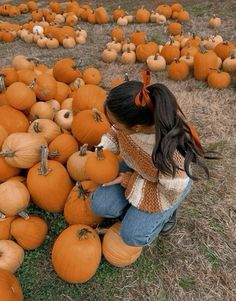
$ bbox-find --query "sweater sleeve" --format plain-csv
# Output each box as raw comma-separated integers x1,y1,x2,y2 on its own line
121,171,164,212
97,126,120,154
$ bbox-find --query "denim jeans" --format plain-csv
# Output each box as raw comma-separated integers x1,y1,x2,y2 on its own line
90,161,192,247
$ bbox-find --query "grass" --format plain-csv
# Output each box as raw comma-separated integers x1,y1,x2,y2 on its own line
1,0,236,300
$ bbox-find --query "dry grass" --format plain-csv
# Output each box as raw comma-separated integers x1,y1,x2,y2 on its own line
1,1,236,300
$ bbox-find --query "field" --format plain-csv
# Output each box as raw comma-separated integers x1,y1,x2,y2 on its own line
0,0,236,300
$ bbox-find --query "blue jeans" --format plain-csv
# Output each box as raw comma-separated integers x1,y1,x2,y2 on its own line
90,161,192,247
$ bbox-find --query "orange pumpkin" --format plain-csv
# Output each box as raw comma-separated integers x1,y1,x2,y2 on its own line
0,68,18,86
136,42,159,62
111,27,124,42
53,58,82,84
28,119,61,143
72,109,110,146
17,69,36,85
214,41,235,61
27,145,73,212
0,216,15,240
207,70,231,89
64,180,103,226
0,157,21,183
112,6,125,22
102,222,142,267
33,73,57,101
130,31,146,46
83,67,101,85
55,81,70,104
0,124,8,148
85,147,119,184
161,42,180,64
29,101,54,121
10,215,48,250
167,59,189,80
27,1,38,11
0,240,24,273
0,268,23,301
72,85,107,113
52,224,101,283
49,133,79,164
156,4,172,19
94,7,109,24
135,6,151,23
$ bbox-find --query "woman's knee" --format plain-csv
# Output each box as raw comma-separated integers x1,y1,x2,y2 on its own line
120,223,150,247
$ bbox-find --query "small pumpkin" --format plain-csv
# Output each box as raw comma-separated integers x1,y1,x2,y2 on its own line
112,6,125,22
0,268,23,301
135,6,150,23
147,54,166,72
53,58,82,84
156,4,172,19
83,67,101,85
54,109,73,130
167,58,189,80
102,48,117,63
0,216,15,240
179,53,194,69
136,42,159,62
61,98,73,110
94,7,109,24
214,41,235,61
28,119,61,143
63,35,76,48
130,31,146,46
160,39,180,64
121,48,136,64
222,50,236,72
55,81,70,104
29,101,54,121
209,15,221,28
207,69,231,89
167,22,182,36
69,78,85,91
46,37,59,49
177,10,190,22
33,73,57,101
117,16,128,26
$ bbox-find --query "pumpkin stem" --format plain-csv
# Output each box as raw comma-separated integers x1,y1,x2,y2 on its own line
198,43,207,53
95,226,108,236
27,56,41,63
231,50,236,59
79,144,88,156
0,72,6,92
48,150,59,158
169,36,174,45
174,58,180,63
64,111,71,118
38,145,51,176
95,146,105,160
0,150,15,157
154,53,159,60
77,228,93,240
124,73,129,81
33,121,41,133
0,212,6,219
18,211,29,220
210,68,220,73
75,181,89,200
92,108,102,122
28,78,36,89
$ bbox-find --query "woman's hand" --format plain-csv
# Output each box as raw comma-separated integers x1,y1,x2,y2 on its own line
102,173,125,187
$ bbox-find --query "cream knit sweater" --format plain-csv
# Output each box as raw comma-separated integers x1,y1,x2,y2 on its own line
99,127,190,213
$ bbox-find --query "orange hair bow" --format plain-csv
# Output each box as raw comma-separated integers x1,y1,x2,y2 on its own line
134,70,154,111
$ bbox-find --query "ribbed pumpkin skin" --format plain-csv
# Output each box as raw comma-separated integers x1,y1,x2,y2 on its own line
0,240,24,273
52,224,101,283
49,133,79,164
0,157,21,183
102,222,142,267
0,105,29,134
10,215,48,250
64,181,103,226
27,160,73,212
66,149,91,181
85,150,119,184
193,50,218,80
71,110,110,146
0,268,23,301
0,217,15,240
72,84,106,114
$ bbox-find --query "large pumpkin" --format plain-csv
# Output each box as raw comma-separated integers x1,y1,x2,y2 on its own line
0,133,47,169
0,240,24,273
53,58,82,84
27,145,73,212
85,146,119,184
71,109,110,146
102,222,142,267
33,73,57,101
52,224,101,283
10,215,48,250
0,105,29,134
0,268,23,301
64,180,102,226
0,180,30,217
72,84,106,113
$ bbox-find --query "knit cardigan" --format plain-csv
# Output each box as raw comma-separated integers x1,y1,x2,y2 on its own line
99,127,190,213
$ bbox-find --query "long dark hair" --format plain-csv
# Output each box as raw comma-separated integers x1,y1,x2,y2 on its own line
105,80,218,180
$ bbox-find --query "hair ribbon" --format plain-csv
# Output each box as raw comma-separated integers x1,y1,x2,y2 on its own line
134,70,154,111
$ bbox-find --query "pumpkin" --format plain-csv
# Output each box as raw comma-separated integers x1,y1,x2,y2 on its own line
0,93,8,106
102,222,142,267
0,133,47,169
64,180,102,226
49,1,63,14
135,6,150,23
150,10,158,22
37,36,48,48
121,48,136,64
167,59,189,80
0,181,30,217
130,31,146,46
0,105,29,134
46,99,60,114
209,15,221,28
75,34,86,44
117,16,128,26
63,35,76,48
61,97,73,110
157,14,167,24
55,81,70,104
12,55,35,71
52,224,101,283
27,145,73,212
76,27,87,38
223,50,236,72
48,133,78,164
171,3,183,12
53,58,82,84
136,42,159,62
54,109,73,130
0,124,8,148
110,73,129,88
5,81,36,111
29,101,54,121
10,215,48,250
108,40,122,53
94,7,109,24
181,45,199,57
27,1,37,11
72,109,110,146
122,40,136,52
102,48,117,63
0,216,15,240
147,54,166,71
167,22,182,36
28,119,61,143
0,268,23,301
19,3,29,13
161,41,180,64
46,37,59,49
31,9,43,21
0,240,24,273
72,84,106,113
0,157,21,183
67,144,91,181
17,69,36,85
214,41,235,61
193,45,218,80
0,68,18,87
33,73,57,101
69,78,85,91
207,70,231,89
179,53,194,69
85,146,119,185
177,10,189,22
112,6,125,22
83,68,101,85
156,5,172,19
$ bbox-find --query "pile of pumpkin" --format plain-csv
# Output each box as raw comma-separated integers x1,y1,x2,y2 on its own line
0,54,144,299
102,28,236,89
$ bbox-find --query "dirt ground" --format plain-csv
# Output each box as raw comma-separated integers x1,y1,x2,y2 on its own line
0,1,236,301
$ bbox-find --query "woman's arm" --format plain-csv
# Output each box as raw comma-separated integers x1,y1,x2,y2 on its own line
98,126,120,154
